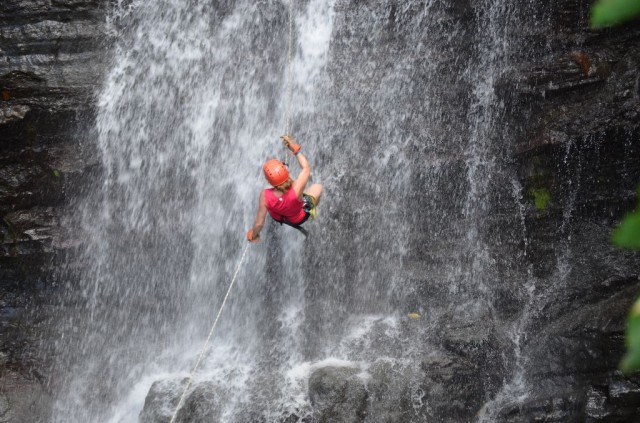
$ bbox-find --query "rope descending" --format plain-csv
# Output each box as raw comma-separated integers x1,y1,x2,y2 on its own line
169,244,250,423
170,1,295,420
283,0,294,165
284,0,294,136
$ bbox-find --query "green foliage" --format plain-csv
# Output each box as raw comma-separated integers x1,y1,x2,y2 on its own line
612,210,640,249
52,169,61,178
591,0,640,28
621,298,640,374
529,187,550,211
612,186,640,249
594,0,640,376
614,185,640,373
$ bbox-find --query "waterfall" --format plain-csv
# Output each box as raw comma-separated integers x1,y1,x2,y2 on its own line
49,0,550,421
51,0,336,421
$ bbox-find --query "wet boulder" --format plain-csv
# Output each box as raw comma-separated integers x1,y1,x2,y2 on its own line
497,392,584,423
139,378,224,423
366,360,417,422
419,353,488,420
0,366,51,423
308,365,368,423
175,381,223,423
608,379,640,408
139,378,186,423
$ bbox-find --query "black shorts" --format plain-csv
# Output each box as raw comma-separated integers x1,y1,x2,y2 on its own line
298,193,317,225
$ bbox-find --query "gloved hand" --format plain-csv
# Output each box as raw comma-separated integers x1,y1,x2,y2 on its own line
281,134,301,155
247,229,260,243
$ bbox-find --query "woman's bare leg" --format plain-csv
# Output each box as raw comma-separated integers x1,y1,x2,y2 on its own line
306,183,323,205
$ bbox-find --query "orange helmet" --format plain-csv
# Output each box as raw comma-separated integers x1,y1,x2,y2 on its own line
263,159,289,186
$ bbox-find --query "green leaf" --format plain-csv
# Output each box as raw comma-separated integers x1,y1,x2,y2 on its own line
612,209,640,249
591,0,640,28
621,348,640,374
621,299,640,374
627,301,640,348
52,169,61,178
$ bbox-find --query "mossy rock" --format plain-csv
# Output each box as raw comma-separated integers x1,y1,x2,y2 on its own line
529,187,551,211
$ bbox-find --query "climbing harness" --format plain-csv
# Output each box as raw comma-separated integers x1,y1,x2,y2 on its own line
273,193,316,239
278,218,309,238
169,244,250,423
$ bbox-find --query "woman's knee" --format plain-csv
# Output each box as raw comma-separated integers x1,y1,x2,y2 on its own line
308,183,323,200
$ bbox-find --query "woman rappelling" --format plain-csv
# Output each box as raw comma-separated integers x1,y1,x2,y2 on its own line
246,135,323,241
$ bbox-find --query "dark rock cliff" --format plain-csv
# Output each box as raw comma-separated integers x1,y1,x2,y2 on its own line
0,0,106,420
504,8,640,422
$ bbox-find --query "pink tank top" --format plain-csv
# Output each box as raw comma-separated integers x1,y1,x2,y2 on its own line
264,188,306,224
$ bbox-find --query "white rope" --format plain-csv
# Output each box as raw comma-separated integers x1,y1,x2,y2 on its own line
169,243,250,423
284,0,294,136
283,0,294,165
170,4,294,421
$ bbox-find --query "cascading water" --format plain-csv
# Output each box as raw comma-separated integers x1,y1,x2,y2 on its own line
52,0,338,421
48,0,570,421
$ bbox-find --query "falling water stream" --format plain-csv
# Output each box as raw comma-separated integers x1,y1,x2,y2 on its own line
50,0,552,421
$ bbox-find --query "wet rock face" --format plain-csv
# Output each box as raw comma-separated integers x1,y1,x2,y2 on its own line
0,0,106,421
306,0,640,422
496,1,640,422
0,0,104,279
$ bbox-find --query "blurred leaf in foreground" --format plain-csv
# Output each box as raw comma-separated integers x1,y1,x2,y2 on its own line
612,186,640,250
621,298,640,374
591,0,640,28
612,185,640,373
614,185,640,373
612,209,640,249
